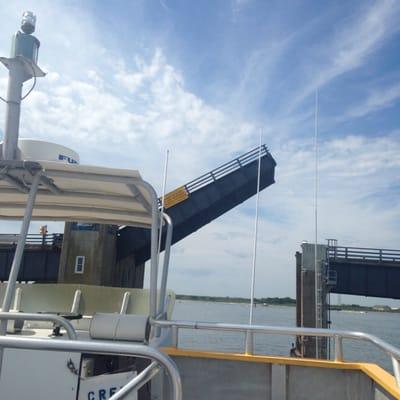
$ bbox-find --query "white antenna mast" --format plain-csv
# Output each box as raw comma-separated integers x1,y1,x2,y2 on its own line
245,128,263,354
249,129,263,323
314,89,320,357
158,149,170,260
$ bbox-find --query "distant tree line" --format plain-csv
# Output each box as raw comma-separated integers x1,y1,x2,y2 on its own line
175,295,399,312
176,294,296,305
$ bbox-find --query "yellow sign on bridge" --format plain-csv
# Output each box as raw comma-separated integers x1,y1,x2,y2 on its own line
163,186,189,209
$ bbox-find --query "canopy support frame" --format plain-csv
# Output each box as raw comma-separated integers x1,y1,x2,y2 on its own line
0,170,41,334
0,160,172,342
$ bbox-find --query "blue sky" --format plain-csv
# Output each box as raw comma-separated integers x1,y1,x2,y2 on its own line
0,0,400,306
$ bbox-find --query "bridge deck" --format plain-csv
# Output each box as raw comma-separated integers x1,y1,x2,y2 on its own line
328,247,400,299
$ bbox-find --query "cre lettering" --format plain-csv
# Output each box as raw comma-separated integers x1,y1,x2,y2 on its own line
87,386,119,400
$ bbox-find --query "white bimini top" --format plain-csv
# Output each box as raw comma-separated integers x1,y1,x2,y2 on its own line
0,160,156,228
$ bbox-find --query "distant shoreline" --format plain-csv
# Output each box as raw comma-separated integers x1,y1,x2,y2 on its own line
176,294,295,306
176,295,400,313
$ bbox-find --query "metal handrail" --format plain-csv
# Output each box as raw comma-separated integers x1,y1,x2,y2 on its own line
329,245,400,254
0,312,77,340
184,145,270,194
328,246,400,263
0,335,182,400
0,233,63,246
155,144,271,207
151,319,400,387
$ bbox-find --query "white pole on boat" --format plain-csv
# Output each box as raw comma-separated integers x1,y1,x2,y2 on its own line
1,60,25,160
154,149,169,336
314,89,320,358
0,171,41,335
245,128,263,354
157,149,170,259
144,181,161,322
158,213,173,320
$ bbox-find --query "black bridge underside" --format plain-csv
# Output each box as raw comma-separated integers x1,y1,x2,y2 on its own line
330,260,400,299
117,146,276,264
0,246,60,282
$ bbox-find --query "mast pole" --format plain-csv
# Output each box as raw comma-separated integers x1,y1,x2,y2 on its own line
156,149,169,320
2,61,25,160
249,129,262,324
245,128,263,354
1,11,44,161
0,11,44,338
314,89,320,357
157,149,170,259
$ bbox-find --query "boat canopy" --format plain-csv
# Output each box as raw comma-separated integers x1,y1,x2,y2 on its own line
0,160,156,227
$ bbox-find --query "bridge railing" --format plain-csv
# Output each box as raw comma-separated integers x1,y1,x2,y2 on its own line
0,233,63,247
156,144,272,208
328,246,400,263
183,144,271,194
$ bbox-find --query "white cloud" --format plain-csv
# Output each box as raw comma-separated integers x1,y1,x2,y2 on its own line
18,45,256,189
231,0,253,22
288,0,400,111
278,133,400,179
346,82,400,119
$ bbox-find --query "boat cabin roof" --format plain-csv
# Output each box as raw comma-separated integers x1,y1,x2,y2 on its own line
0,160,155,227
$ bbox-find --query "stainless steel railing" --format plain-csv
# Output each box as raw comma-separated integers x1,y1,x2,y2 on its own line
151,319,400,387
184,144,271,194
0,335,182,400
0,312,77,339
328,246,400,263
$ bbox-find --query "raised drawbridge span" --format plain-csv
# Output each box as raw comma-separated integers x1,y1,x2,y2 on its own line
0,145,276,283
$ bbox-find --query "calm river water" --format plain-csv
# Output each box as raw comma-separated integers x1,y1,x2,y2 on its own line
172,300,400,373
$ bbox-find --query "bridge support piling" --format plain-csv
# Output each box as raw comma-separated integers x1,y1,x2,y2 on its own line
296,243,329,359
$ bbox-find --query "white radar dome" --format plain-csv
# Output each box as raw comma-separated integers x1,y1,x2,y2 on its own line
18,139,80,165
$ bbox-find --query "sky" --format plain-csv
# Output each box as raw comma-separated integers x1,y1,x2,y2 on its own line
0,0,399,307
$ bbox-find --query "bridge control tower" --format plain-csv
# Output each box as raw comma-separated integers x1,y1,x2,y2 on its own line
295,243,330,359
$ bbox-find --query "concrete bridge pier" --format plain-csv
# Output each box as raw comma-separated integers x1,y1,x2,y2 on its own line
58,222,145,288
295,243,329,359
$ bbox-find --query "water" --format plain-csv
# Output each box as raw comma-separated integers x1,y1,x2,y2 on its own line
172,300,400,372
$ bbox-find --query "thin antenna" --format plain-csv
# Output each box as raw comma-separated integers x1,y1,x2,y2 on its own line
249,128,263,325
314,89,319,357
158,149,170,259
